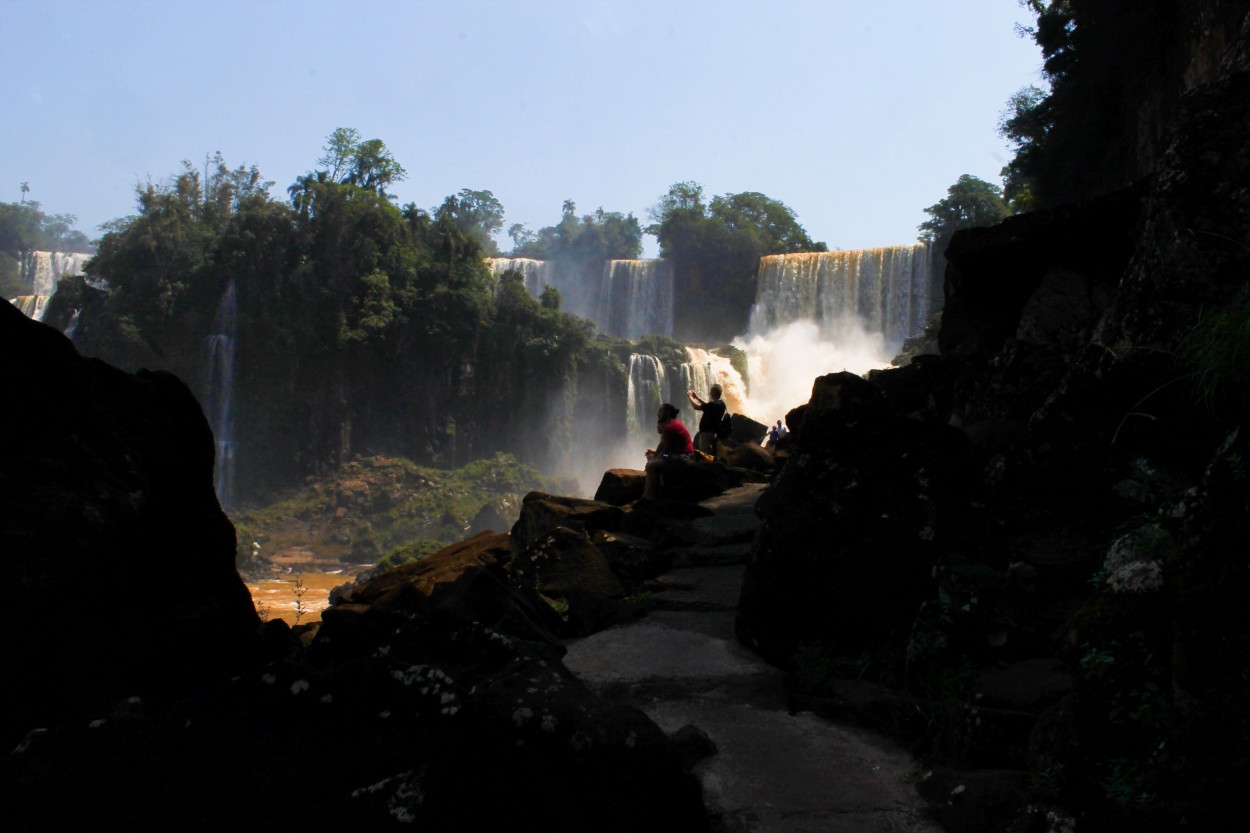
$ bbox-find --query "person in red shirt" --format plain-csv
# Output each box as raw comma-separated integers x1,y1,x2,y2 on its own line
643,403,694,500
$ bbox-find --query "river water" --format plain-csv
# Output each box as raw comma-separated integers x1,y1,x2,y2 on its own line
245,571,358,626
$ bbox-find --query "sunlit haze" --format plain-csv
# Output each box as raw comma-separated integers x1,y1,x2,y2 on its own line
3,0,1042,256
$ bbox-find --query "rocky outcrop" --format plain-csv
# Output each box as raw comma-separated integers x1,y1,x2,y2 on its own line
938,186,1144,361
0,302,261,749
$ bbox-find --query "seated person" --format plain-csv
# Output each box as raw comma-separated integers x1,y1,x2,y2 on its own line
643,402,694,500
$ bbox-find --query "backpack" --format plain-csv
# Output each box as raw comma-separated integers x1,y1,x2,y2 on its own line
717,409,734,440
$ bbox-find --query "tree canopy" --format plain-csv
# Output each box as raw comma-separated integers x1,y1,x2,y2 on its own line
508,201,643,262
434,189,505,256
648,182,826,341
918,174,1009,248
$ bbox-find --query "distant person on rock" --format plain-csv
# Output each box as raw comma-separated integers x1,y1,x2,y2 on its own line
643,402,694,500
687,384,727,455
766,419,788,447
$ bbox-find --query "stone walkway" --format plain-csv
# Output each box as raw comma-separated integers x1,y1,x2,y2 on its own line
564,485,940,833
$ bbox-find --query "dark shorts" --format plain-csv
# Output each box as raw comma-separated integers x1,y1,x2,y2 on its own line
646,453,692,471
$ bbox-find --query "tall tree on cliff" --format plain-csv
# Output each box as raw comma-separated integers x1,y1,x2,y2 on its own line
509,200,643,263
649,182,826,342
918,174,1009,251
435,189,506,255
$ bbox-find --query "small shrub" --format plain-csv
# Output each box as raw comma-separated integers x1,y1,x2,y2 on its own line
1183,289,1250,417
292,575,308,624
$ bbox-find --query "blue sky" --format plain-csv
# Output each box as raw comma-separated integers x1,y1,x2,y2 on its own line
2,0,1043,257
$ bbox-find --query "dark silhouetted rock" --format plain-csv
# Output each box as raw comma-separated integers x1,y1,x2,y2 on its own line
594,468,645,505
737,371,976,667
728,412,768,444
339,531,564,645
722,441,773,473
0,303,261,748
511,491,624,552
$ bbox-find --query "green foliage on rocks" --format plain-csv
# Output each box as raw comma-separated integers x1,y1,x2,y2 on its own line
1183,288,1250,418
233,453,557,572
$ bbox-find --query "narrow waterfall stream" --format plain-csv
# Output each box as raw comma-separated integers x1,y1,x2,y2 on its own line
205,281,238,508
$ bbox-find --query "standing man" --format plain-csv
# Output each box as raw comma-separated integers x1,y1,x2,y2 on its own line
687,383,727,455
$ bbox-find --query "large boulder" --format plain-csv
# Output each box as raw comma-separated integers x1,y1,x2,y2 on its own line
737,371,977,667
0,304,260,747
338,531,564,644
511,491,624,551
593,468,645,505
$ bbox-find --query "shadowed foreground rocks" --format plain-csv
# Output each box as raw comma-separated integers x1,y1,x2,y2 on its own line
0,305,709,831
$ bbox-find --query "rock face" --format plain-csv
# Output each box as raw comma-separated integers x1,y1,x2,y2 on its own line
736,14,1250,830
0,302,261,748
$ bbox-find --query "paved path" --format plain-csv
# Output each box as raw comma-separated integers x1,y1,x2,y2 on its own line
564,486,940,833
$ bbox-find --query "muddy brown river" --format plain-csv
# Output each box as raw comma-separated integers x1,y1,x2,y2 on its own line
245,571,361,626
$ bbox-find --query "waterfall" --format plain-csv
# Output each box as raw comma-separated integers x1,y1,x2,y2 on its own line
485,257,557,297
681,347,748,417
9,295,50,321
626,353,667,439
64,309,81,339
22,251,90,297
483,257,675,339
734,244,932,426
8,252,91,322
748,244,931,346
204,281,239,508
596,260,674,339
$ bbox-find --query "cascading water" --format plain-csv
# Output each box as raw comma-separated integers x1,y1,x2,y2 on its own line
735,244,933,426
597,260,674,339
681,347,747,416
626,353,667,439
8,251,90,322
10,296,50,321
23,251,90,297
204,281,239,508
503,246,930,492
485,257,558,298
64,309,81,340
748,245,931,345
483,256,675,339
